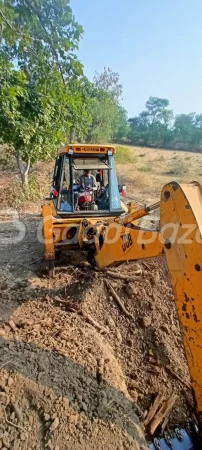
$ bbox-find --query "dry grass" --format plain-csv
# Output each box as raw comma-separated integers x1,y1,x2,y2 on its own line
0,155,54,212
164,160,189,176
115,145,202,204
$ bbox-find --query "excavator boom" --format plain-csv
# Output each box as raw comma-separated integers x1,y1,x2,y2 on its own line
95,181,202,429
161,182,202,424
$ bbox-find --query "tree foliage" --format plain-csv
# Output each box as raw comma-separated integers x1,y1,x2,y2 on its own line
86,68,127,144
0,0,91,184
0,0,200,189
128,96,174,147
0,0,84,77
127,97,202,152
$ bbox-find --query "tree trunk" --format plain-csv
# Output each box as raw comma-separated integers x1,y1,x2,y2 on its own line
16,150,30,187
21,170,28,187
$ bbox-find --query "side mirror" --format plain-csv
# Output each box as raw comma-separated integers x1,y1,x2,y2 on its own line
118,184,123,193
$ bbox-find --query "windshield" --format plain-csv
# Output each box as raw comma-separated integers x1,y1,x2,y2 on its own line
57,154,122,214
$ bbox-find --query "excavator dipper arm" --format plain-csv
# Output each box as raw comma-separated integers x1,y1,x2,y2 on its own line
94,181,202,433
160,181,202,425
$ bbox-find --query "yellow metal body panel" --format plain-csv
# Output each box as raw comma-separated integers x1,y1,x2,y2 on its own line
117,201,161,226
44,198,57,215
42,205,55,259
161,181,202,422
120,200,128,213
94,224,163,268
42,200,119,257
52,216,115,225
58,144,116,155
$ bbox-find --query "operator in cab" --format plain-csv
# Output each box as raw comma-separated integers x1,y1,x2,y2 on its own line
78,169,96,191
73,169,97,210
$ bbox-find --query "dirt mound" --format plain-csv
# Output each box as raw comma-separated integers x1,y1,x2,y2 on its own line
0,368,146,450
0,245,195,450
0,298,128,396
0,207,195,449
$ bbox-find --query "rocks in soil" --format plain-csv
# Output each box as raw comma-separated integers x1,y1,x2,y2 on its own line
44,413,51,421
160,324,170,334
129,390,138,402
139,316,152,328
106,316,115,328
8,319,16,331
20,432,27,441
0,280,8,290
124,283,137,297
2,434,11,448
116,330,122,343
49,417,59,432
7,376,14,387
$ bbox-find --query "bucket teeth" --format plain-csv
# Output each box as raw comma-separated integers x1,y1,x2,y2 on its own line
175,428,183,441
153,437,161,450
163,432,173,448
149,424,200,449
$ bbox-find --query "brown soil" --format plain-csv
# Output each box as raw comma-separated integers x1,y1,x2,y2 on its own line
0,146,197,449
0,212,194,450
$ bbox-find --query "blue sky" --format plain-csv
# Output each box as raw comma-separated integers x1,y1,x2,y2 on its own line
70,0,202,118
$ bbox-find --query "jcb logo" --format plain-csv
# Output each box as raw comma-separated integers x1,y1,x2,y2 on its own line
121,233,133,252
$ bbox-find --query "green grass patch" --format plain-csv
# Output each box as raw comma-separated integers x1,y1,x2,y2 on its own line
115,146,136,164
137,163,151,172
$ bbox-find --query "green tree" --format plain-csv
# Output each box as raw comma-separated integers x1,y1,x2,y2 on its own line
0,0,89,185
0,59,93,184
145,97,170,123
112,106,128,141
87,90,117,143
173,113,200,150
0,0,83,79
145,96,173,146
87,68,124,143
128,96,173,148
128,112,150,145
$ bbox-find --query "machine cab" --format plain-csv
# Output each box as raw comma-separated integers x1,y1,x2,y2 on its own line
51,145,125,216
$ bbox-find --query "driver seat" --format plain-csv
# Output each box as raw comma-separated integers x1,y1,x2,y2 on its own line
96,187,109,210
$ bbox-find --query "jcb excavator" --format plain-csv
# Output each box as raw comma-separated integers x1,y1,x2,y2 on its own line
42,144,202,450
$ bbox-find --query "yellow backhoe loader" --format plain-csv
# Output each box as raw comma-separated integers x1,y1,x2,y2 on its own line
42,144,202,450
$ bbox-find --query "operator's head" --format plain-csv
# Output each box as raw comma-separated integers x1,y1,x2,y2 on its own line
83,169,91,176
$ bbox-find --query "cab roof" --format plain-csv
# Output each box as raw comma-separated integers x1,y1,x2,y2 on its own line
58,144,116,156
